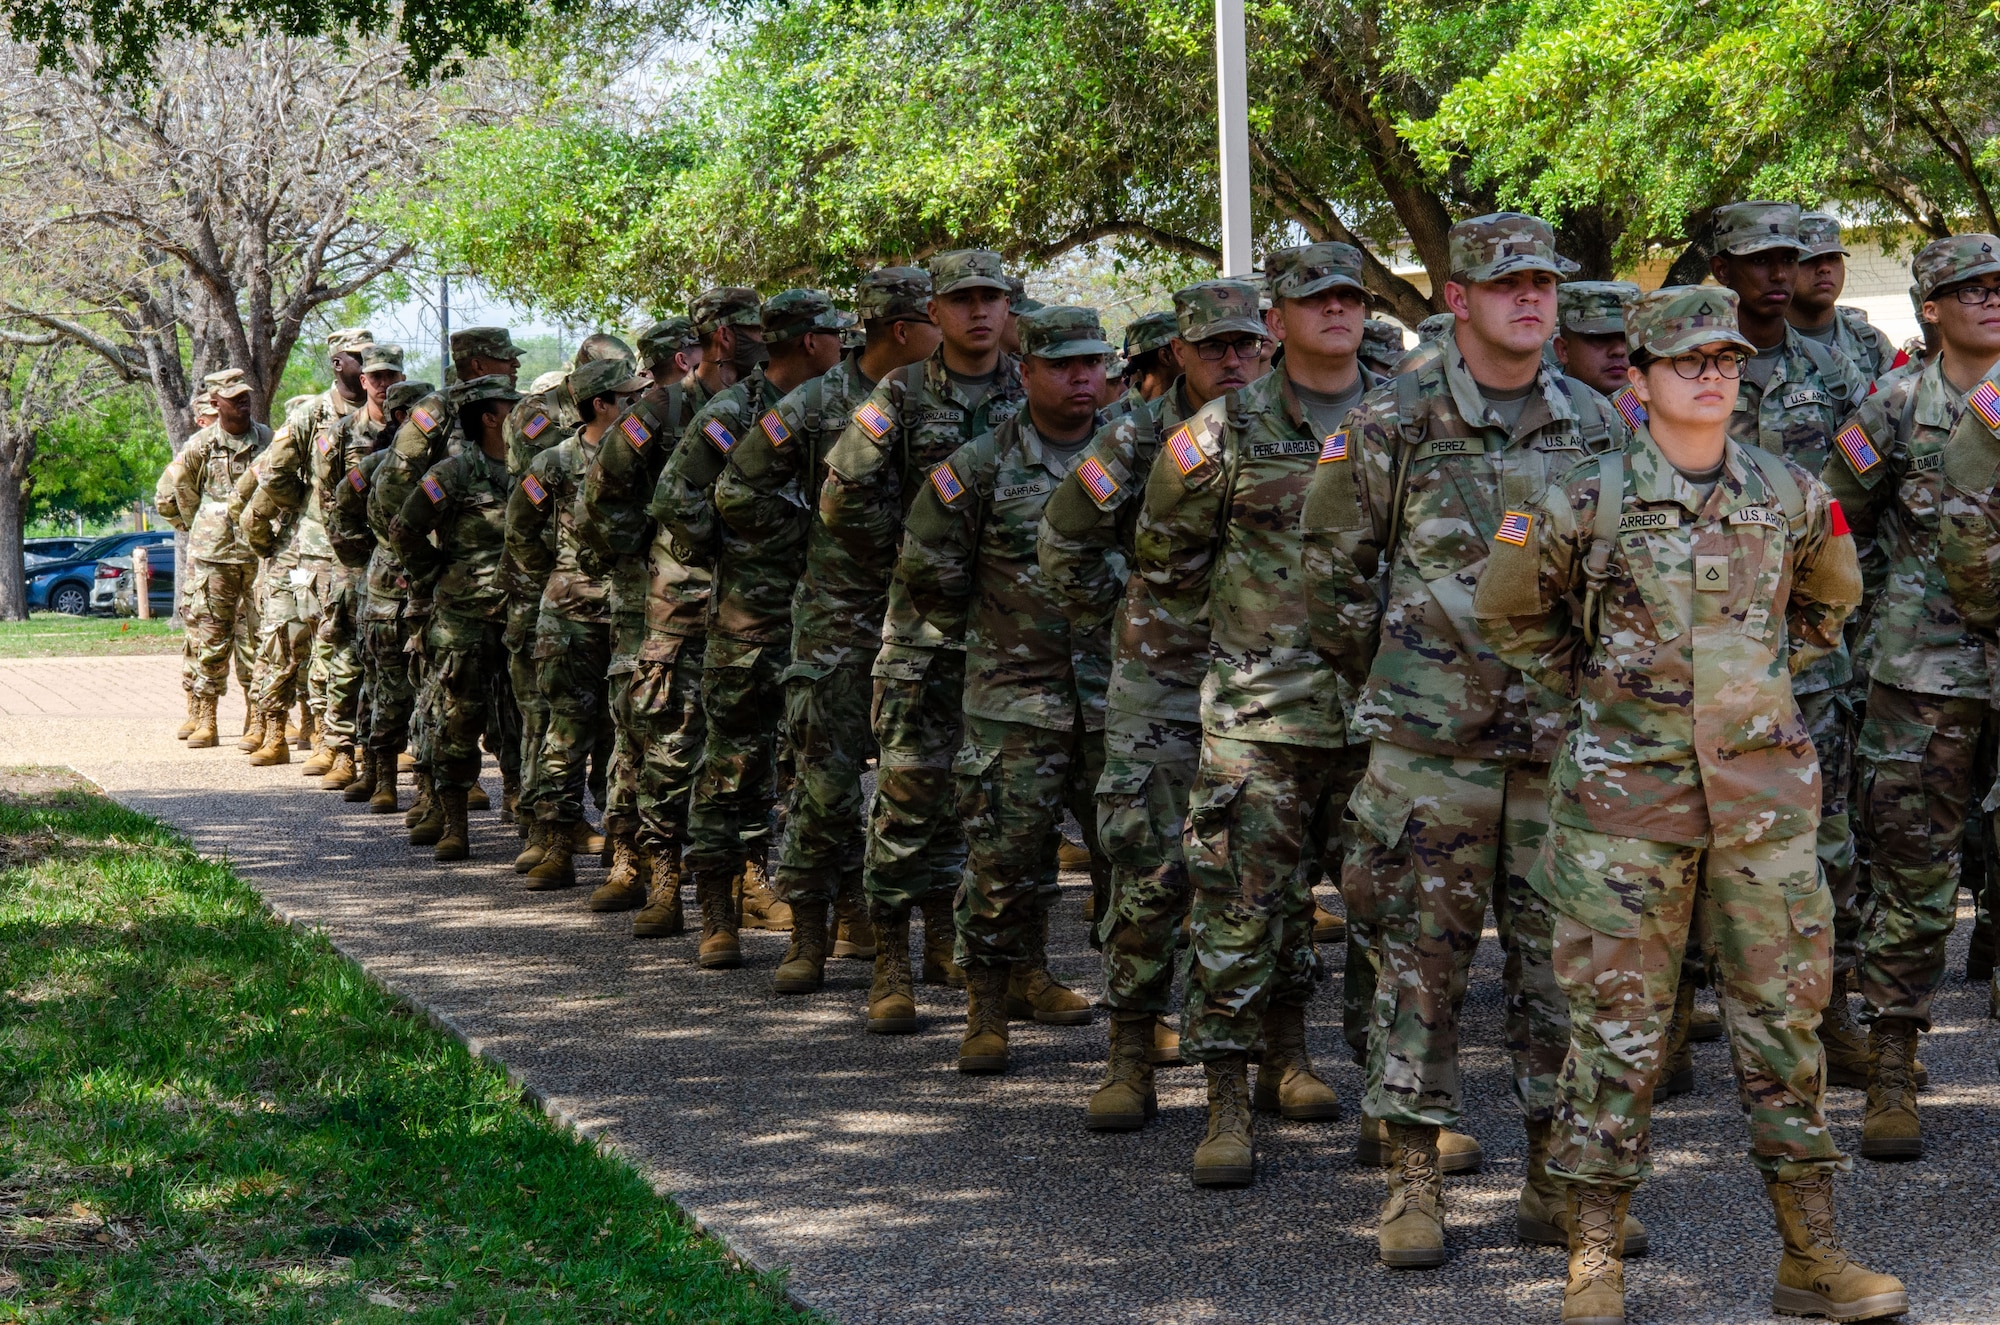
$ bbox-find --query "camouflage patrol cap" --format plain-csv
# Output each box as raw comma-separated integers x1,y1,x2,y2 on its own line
690,287,761,336
326,326,375,356
928,249,1010,295
451,374,522,410
855,266,933,321
1122,310,1179,357
450,327,523,362
1174,280,1267,342
574,332,635,367
1557,281,1640,336
1625,285,1756,358
1448,213,1578,282
1005,276,1043,315
204,368,254,399
527,369,569,395
637,317,697,365
189,389,213,411
1361,318,1407,360
1712,201,1806,257
1265,242,1366,300
1798,211,1848,259
360,343,405,374
1018,305,1114,359
762,288,856,344
384,381,434,414
1912,233,2000,301
1416,312,1457,344
570,356,649,402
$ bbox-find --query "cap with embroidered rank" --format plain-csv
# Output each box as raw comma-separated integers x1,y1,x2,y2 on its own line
1557,281,1639,336
1175,280,1267,342
1798,211,1848,259
1624,285,1757,359
1018,305,1114,359
1265,242,1367,300
1912,233,2000,302
927,249,1011,295
1448,213,1578,282
360,343,405,374
1711,201,1807,257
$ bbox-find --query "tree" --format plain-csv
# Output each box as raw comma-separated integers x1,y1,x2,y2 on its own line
26,386,170,526
0,336,124,618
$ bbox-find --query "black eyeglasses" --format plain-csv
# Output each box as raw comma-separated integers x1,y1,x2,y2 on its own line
1668,350,1747,380
1947,283,2000,305
1191,337,1265,362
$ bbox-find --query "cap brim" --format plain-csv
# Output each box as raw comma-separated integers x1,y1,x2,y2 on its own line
1800,244,1849,259
1644,328,1758,357
1276,274,1367,300
934,277,1011,294
1460,255,1579,282
1720,238,1807,257
211,386,253,399
1180,316,1271,342
1561,317,1625,337
1922,259,2000,301
1030,339,1117,359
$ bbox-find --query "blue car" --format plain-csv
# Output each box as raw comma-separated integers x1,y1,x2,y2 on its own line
25,531,176,616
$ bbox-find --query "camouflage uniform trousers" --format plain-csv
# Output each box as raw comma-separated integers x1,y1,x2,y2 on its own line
419,613,519,790
314,566,365,752
864,647,969,915
602,613,645,840
952,712,1107,968
630,634,707,859
1854,680,1985,1027
1537,822,1843,1188
1180,734,1368,1064
775,657,873,905
1801,687,1864,975
507,631,547,820
362,614,421,756
187,559,259,698
1094,712,1199,1014
251,565,323,718
532,614,612,826
686,637,789,875
1343,742,1566,1126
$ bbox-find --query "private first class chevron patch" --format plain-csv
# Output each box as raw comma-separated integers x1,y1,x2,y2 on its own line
521,473,549,505
855,400,892,439
1612,387,1648,430
1495,510,1533,546
1078,455,1118,502
703,418,737,453
1318,430,1349,463
1971,379,2000,430
620,415,652,451
929,461,966,503
759,410,793,447
421,474,446,504
1836,421,1882,473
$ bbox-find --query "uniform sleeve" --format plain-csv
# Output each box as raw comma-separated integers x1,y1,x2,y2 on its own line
1131,408,1228,631
819,376,905,593
1787,472,1864,670
389,462,450,582
1938,404,2000,635
503,456,559,596
1819,393,1894,606
1473,472,1591,698
154,456,185,529
651,430,719,568
1300,405,1386,686
893,441,983,636
366,452,415,546
1035,418,1131,630
171,435,208,526
328,470,374,569
252,406,314,515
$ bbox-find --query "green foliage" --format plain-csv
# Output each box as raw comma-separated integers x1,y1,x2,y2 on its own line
25,389,170,527
0,777,812,1323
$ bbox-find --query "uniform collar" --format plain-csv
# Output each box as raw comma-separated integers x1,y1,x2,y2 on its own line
1914,354,1964,432
1628,428,1762,516
1016,412,1098,477
1441,341,1575,443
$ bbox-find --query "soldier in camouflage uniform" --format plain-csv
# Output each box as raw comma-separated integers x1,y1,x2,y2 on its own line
1114,311,1179,412
1553,282,1638,398
821,250,1026,991
1036,279,1267,1126
1137,241,1384,1189
389,376,524,862
1300,216,1631,1261
893,305,1114,1073
235,398,313,764
711,269,943,1010
1360,318,1409,378
173,369,272,747
1790,212,1898,382
1475,285,1903,1325
654,290,852,977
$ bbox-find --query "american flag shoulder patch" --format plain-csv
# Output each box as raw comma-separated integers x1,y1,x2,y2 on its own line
928,461,966,504
421,474,446,505
524,412,551,439
315,431,333,455
346,468,366,493
1167,425,1210,477
1077,455,1118,503
412,406,437,434
759,410,793,447
703,418,737,453
1970,379,2000,430
1495,510,1533,547
854,400,892,439
1318,430,1349,463
620,415,652,451
1835,422,1882,474
521,473,549,505
1612,387,1647,429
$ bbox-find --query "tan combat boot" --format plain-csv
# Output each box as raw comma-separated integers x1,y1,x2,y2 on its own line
1006,915,1092,1025
433,783,470,862
294,704,316,752
235,702,264,751
570,818,607,858
499,767,520,824
773,897,832,994
694,863,742,968
301,743,335,778
177,690,200,741
1377,1122,1447,1267
513,821,550,874
1765,1171,1909,1321
866,909,918,1034
1518,1119,1649,1256
343,750,376,802
1357,1116,1485,1173
1860,1021,1922,1160
1562,1185,1631,1323
1150,1015,1183,1066
632,846,687,938
404,774,434,829
1191,1054,1255,1188
1821,969,1875,1089
467,781,490,811
588,832,650,912
368,751,400,813
320,747,358,791
831,876,875,959
919,893,964,988
1313,902,1347,945
1658,976,1697,1098
248,713,291,766
1253,999,1340,1121
1086,1012,1158,1131
186,695,220,749
958,962,1011,1073
409,782,447,846
524,827,576,889
738,857,793,931
398,750,416,773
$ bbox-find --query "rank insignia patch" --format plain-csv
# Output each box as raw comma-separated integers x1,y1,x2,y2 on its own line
1496,510,1533,546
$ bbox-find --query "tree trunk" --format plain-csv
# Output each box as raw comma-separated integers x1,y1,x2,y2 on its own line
1556,206,1621,282
0,468,26,622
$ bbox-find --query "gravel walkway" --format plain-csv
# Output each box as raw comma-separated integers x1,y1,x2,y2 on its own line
3,653,1996,1325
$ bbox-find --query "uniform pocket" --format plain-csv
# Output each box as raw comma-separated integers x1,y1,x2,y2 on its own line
1858,718,1935,866
1181,774,1246,882
1529,821,1657,940
1095,760,1168,870
1345,768,1415,849
1780,874,1834,939
953,742,1003,828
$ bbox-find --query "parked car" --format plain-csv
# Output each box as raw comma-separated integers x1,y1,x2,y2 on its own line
107,550,178,618
25,531,175,616
23,536,95,566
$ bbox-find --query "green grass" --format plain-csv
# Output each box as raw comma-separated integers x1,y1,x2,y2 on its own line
0,771,814,1324
0,614,181,658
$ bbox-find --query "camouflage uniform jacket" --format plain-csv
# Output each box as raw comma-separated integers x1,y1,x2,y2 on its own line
506,384,575,478
389,447,513,625
1302,345,1625,762
1474,433,1861,850
719,353,880,669
1732,327,1868,694
1936,366,2000,646
374,396,463,613
1135,367,1377,750
154,452,187,530
821,349,1024,676
173,421,272,564
505,436,609,625
900,414,1111,732
655,365,804,645
1038,379,1201,724
320,408,392,567
1830,306,1898,383
1822,356,1985,698
329,447,390,577
579,373,712,640
254,387,362,562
